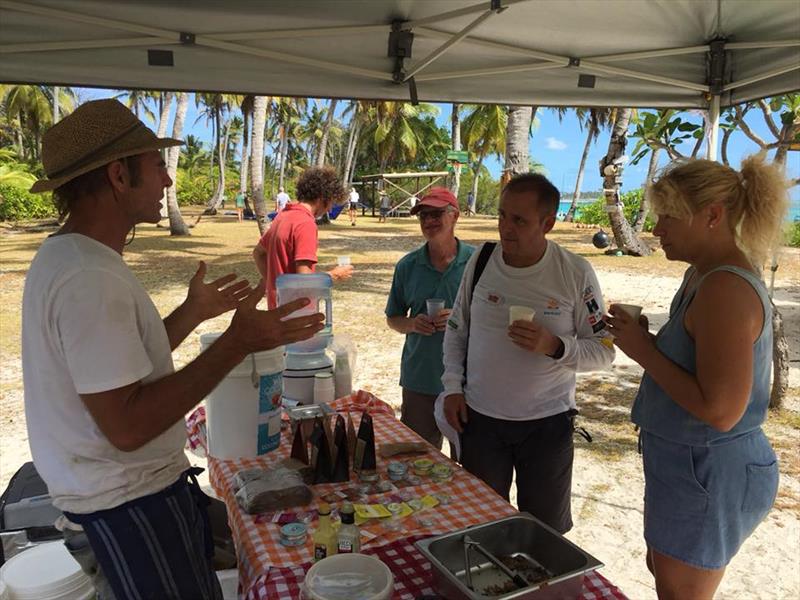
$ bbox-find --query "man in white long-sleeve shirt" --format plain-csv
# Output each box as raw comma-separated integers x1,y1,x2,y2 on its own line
442,173,614,533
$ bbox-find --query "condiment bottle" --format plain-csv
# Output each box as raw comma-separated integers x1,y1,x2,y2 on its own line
312,502,337,561
337,502,361,554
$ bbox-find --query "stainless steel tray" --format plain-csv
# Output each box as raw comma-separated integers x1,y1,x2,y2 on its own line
415,513,603,599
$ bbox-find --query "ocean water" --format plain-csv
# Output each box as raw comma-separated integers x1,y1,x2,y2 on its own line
558,200,800,222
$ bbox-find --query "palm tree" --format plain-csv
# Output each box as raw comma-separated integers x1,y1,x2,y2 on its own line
117,90,156,124
166,93,190,236
250,95,270,234
196,92,240,212
565,108,613,222
2,85,76,162
504,106,533,185
155,92,173,219
371,101,441,172
239,95,254,195
341,101,366,186
462,104,507,208
600,108,651,256
450,103,462,198
315,98,339,167
272,97,308,191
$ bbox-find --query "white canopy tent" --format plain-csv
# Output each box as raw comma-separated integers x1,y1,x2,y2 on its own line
1,0,798,160
1,1,798,107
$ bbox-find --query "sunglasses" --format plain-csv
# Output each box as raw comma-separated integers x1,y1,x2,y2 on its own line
417,209,448,222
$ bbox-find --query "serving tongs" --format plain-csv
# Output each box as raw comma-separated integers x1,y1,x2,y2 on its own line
462,534,528,591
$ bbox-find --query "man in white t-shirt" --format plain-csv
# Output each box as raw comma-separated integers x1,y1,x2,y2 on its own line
22,99,324,600
276,186,291,212
442,173,614,533
348,187,360,226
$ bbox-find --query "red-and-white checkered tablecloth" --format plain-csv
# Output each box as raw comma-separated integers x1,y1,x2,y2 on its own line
248,535,628,600
206,391,628,600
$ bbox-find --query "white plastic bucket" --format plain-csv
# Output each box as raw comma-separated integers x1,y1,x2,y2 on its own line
0,542,94,600
200,334,286,459
302,554,393,600
282,350,333,405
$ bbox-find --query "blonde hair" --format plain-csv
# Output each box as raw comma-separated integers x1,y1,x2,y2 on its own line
647,154,789,267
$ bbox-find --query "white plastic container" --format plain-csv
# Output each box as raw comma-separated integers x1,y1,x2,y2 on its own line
200,333,286,459
283,350,333,405
302,553,393,600
333,351,352,398
313,373,335,405
0,542,94,600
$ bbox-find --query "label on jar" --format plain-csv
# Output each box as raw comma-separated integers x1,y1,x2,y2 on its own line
314,544,327,561
337,540,353,553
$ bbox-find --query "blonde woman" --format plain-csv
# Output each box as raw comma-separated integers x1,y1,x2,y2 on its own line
606,155,787,600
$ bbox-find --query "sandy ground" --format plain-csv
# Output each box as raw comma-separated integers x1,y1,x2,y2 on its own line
1,216,798,599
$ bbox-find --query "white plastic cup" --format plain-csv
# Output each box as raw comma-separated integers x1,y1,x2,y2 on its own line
509,305,536,325
426,298,445,319
615,303,642,321
337,256,351,266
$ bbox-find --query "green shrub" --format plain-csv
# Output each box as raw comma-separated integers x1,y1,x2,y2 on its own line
787,221,800,248
176,172,215,206
574,188,655,232
0,184,57,221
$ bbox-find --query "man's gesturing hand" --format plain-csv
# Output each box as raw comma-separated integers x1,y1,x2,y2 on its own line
226,280,325,354
186,260,252,322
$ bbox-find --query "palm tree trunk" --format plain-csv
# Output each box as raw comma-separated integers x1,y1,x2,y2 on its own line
251,96,270,235
342,117,360,186
166,93,190,236
600,108,651,256
450,103,462,198
633,147,660,233
156,92,173,219
769,142,791,408
470,154,485,208
565,123,594,222
315,99,338,167
348,138,360,185
206,110,226,212
240,105,251,195
504,106,532,185
52,86,60,123
278,126,288,190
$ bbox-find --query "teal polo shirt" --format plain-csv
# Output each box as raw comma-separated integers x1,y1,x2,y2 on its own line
385,239,475,395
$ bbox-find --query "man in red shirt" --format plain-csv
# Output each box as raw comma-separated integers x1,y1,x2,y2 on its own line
253,166,353,308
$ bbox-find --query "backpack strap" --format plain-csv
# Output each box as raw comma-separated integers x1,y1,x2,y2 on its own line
463,242,496,377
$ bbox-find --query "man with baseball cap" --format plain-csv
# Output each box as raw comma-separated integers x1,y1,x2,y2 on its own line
22,99,324,599
385,187,474,448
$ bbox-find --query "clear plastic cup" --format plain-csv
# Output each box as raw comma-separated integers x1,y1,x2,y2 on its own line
615,303,642,321
337,256,351,266
509,305,536,325
426,298,445,319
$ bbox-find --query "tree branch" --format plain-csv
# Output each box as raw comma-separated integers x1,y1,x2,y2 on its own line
757,99,783,139
790,177,800,188
690,135,703,158
733,105,768,148
720,127,733,166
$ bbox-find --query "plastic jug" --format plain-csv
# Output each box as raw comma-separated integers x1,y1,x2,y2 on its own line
276,273,333,353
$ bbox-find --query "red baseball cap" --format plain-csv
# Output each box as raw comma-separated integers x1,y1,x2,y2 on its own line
410,187,459,215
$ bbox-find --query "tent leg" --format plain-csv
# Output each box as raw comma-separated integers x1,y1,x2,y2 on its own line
706,94,720,161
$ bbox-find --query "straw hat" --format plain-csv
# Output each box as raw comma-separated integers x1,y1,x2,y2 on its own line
30,99,183,193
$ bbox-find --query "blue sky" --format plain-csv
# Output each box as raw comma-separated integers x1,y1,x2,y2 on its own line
78,88,799,207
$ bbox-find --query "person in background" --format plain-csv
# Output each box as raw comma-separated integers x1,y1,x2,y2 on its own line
442,173,614,533
253,166,354,309
234,190,246,222
467,190,476,216
386,188,474,448
348,186,360,226
22,99,325,600
606,155,786,600
379,192,392,223
276,186,290,212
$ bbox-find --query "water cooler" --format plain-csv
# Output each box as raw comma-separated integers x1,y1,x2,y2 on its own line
277,274,334,404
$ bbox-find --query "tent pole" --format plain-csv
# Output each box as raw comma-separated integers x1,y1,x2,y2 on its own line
706,95,720,161
722,64,800,92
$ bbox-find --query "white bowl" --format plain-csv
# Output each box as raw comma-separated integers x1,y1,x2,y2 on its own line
302,553,393,600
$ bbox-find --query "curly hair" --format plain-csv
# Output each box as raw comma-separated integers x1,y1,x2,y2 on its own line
647,154,788,268
295,166,346,206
